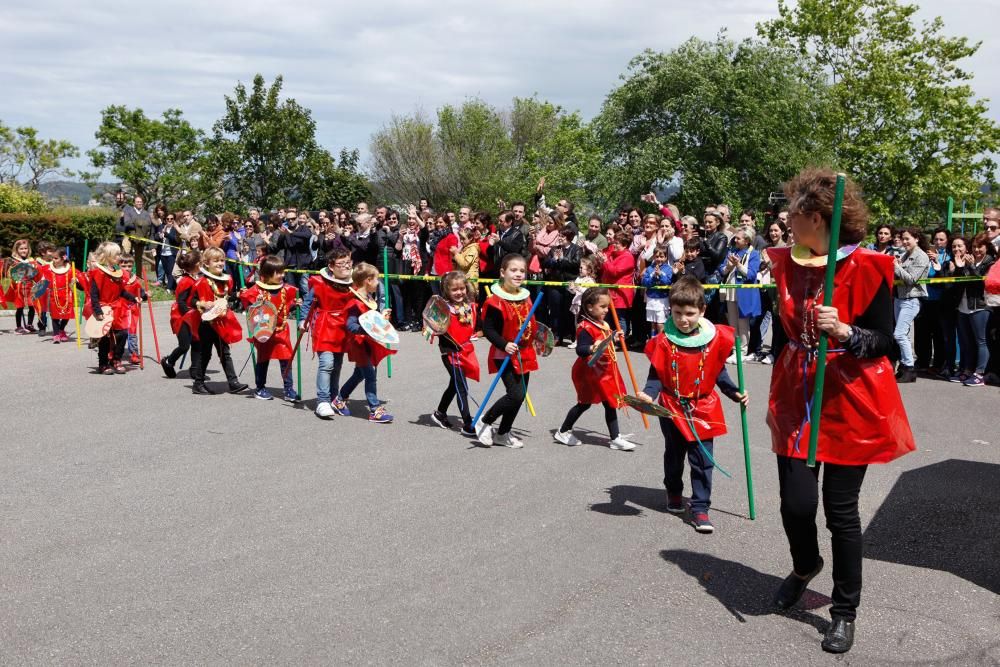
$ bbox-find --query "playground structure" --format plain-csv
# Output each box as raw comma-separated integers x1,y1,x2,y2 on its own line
946,196,992,236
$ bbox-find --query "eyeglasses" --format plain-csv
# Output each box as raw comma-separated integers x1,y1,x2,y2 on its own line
166,216,174,220
333,261,353,268
987,224,1000,231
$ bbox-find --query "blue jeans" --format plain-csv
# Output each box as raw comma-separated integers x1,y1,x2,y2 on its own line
660,417,714,513
339,364,378,409
893,297,921,367
316,352,344,403
958,309,990,374
255,359,293,393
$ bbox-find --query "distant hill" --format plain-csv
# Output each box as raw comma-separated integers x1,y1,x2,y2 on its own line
38,181,118,206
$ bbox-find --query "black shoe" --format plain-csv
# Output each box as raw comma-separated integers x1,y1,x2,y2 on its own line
773,556,824,610
896,366,917,383
821,618,855,654
161,359,177,379
228,382,249,394
192,382,216,395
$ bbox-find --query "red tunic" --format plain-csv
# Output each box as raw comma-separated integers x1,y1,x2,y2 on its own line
308,274,354,354
47,267,77,320
75,271,92,319
170,275,198,335
482,293,539,374
572,318,626,406
441,304,480,383
239,283,298,361
34,260,51,313
192,274,243,345
122,277,143,334
345,294,396,367
644,325,735,441
88,267,133,328
767,247,915,465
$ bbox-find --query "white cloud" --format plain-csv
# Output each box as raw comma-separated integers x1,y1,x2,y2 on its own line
1,0,996,179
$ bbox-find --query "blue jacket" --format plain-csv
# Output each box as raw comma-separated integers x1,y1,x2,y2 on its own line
641,263,673,299
726,248,761,318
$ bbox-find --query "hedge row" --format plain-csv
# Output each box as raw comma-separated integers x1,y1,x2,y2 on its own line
0,207,118,266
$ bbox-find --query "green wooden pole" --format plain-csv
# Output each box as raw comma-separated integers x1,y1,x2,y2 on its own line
734,338,755,519
806,173,846,468
383,247,393,379
946,197,954,232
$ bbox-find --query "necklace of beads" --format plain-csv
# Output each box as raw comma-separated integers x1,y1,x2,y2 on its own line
51,270,73,312
450,301,474,325
209,276,228,298
667,339,709,402
506,298,534,343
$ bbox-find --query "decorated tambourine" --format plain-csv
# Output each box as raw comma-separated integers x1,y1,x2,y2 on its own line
620,394,674,419
586,333,616,367
421,295,451,335
9,262,37,283
201,298,229,322
359,310,400,347
248,299,279,343
532,322,555,357
84,306,114,338
30,278,49,301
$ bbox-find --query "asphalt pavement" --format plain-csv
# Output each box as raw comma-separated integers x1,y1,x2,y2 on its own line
1,304,997,665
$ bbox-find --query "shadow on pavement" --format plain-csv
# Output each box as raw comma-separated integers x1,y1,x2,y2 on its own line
590,484,672,518
660,549,829,631
864,458,1000,594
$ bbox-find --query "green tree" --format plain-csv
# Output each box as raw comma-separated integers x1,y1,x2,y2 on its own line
368,111,449,206
88,106,206,206
591,35,830,214
207,74,368,210
0,121,79,188
0,182,47,214
760,0,1000,223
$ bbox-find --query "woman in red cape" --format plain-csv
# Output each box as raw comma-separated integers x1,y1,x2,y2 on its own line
767,168,915,655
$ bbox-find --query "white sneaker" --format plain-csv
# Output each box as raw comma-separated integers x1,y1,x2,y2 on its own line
726,354,737,364
760,354,774,365
475,420,494,447
495,432,524,448
609,436,637,451
567,340,577,349
554,430,581,446
315,402,335,419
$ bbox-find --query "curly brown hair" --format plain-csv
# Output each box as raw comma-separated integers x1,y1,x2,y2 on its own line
784,168,869,245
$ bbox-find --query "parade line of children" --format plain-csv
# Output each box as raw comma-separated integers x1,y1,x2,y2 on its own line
5,242,748,533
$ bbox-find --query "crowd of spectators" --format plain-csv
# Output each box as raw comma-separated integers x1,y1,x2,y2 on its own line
129,187,1000,388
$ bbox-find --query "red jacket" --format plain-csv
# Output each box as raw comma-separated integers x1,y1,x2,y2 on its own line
433,233,459,276
47,266,77,320
308,274,354,354
572,318,626,406
600,248,636,309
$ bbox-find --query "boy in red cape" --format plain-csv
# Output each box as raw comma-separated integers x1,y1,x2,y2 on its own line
336,262,396,423
119,255,148,364
239,255,301,402
189,247,248,395
161,249,201,378
638,275,748,534
33,241,57,336
307,248,356,419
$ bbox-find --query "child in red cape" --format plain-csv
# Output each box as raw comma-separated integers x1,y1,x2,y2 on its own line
554,287,635,451
429,271,480,435
638,275,748,535
336,262,396,423
118,255,148,364
307,249,356,419
189,247,247,395
46,248,77,343
8,239,38,333
161,249,201,379
88,242,139,374
239,255,301,402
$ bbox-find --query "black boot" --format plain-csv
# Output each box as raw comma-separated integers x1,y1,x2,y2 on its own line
192,382,216,395
228,382,249,394
773,556,824,610
821,618,855,653
161,358,177,379
896,365,917,383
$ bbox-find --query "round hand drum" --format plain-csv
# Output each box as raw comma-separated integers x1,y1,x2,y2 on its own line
586,333,615,367
532,323,555,357
84,306,114,338
30,278,49,301
359,310,400,347
9,262,37,283
201,298,229,322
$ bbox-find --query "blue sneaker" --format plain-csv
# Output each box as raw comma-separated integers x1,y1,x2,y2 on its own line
331,397,351,416
368,405,393,423
254,388,274,401
962,373,985,387
690,512,715,534
283,388,299,402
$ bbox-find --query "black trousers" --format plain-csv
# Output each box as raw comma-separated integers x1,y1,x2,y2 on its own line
15,306,35,328
98,329,127,367
776,455,868,621
914,298,946,369
482,367,529,434
559,401,619,439
192,324,238,386
437,355,472,425
165,323,193,366
53,319,68,334
987,307,1000,376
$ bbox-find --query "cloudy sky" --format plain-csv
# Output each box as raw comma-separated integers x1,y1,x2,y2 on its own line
1,0,997,178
